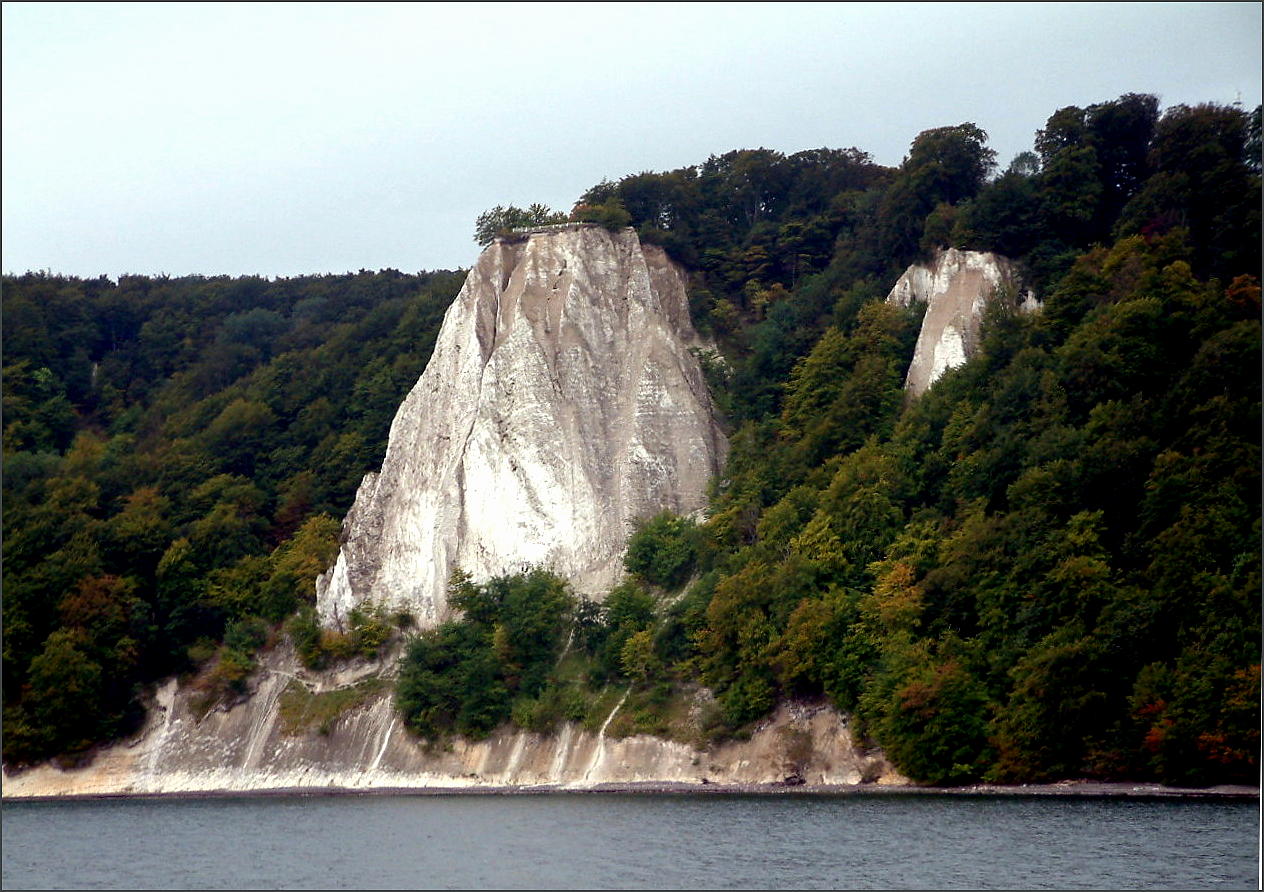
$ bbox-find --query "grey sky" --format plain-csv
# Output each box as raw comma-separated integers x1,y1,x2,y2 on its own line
3,2,1260,279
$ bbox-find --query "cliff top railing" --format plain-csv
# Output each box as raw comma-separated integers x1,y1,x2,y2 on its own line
498,222,600,240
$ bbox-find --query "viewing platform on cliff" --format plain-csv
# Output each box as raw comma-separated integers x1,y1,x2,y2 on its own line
497,222,600,242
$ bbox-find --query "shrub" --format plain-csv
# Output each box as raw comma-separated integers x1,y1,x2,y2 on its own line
625,512,699,590
223,616,270,654
285,604,324,669
348,604,391,658
571,197,632,232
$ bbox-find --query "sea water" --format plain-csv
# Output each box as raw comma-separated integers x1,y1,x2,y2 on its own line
2,793,1258,889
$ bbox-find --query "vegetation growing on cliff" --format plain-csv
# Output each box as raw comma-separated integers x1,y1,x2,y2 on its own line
4,93,1258,785
473,204,569,245
2,269,464,762
563,95,1260,786
278,677,387,736
393,567,710,745
678,231,1259,785
394,569,574,740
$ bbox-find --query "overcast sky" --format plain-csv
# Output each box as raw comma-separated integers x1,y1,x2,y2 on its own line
3,2,1260,279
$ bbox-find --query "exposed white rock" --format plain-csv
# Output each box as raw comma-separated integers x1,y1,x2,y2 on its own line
3,227,929,801
317,225,727,629
0,644,906,798
887,247,1037,397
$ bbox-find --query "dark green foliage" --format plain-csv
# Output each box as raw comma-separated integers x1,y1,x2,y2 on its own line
953,160,1043,258
347,605,392,659
285,605,325,670
592,580,658,683
1115,102,1261,281
286,602,393,671
570,196,632,231
2,267,464,764
394,570,575,740
395,623,474,739
880,123,996,263
473,204,568,245
391,569,695,742
619,99,1258,780
223,616,270,654
624,512,699,590
688,227,1259,784
22,630,106,756
718,669,776,729
865,651,993,785
7,92,1257,788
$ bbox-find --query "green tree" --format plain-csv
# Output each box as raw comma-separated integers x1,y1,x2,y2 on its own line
620,628,661,682
571,196,632,231
473,204,567,245
624,512,699,590
880,123,997,261
26,629,106,755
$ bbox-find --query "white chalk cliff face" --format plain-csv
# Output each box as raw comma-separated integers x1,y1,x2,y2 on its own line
317,225,727,628
886,247,1037,397
0,643,906,798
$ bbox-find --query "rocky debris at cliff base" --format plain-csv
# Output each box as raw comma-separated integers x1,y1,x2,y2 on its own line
7,781,1257,802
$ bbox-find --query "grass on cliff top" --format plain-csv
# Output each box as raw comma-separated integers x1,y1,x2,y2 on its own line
277,678,387,736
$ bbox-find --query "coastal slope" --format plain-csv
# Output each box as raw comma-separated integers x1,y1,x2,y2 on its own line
0,643,904,797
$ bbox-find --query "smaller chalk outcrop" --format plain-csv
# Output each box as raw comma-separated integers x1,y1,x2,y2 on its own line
887,248,1037,396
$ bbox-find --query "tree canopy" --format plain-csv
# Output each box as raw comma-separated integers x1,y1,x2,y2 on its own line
473,204,568,245
5,93,1259,786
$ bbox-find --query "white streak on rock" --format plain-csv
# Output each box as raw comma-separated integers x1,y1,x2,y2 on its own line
887,247,1038,397
1,644,905,797
317,226,727,627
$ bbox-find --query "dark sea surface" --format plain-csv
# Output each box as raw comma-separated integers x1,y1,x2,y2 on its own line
1,792,1258,890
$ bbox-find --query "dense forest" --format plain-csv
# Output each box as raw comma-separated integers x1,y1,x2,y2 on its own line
4,93,1259,785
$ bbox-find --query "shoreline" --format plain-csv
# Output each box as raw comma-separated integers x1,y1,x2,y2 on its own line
5,780,1258,804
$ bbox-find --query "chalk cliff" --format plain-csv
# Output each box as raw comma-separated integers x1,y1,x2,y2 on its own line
887,248,1037,396
317,224,727,629
0,643,905,797
1,225,916,801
